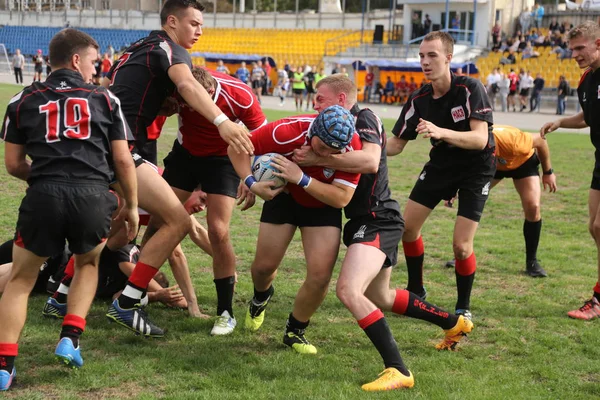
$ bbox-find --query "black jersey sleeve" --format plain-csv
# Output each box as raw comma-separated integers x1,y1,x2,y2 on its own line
466,78,493,124
391,91,420,140
356,109,384,146
104,89,134,142
1,91,24,144
113,244,140,264
156,40,192,74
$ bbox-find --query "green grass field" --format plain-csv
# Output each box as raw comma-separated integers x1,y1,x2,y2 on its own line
0,83,599,399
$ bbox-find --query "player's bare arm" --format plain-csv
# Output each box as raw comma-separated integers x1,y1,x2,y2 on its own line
111,139,139,241
540,111,587,138
386,136,409,156
292,142,380,174
4,142,30,181
169,64,254,155
270,154,356,208
417,117,489,150
532,133,557,192
227,145,284,201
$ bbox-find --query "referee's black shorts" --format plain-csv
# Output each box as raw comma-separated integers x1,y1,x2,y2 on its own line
591,151,600,190
409,157,496,223
343,211,404,268
260,192,341,229
494,153,540,180
15,181,118,257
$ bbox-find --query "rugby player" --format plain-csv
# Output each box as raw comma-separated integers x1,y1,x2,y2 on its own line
387,31,496,320
541,21,600,320
229,105,361,354
0,28,138,390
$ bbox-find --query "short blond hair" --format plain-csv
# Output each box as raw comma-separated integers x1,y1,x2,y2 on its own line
568,21,600,41
191,67,216,92
315,74,358,106
422,31,454,54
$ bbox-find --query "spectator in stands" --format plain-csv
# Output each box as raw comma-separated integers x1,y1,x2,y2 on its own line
560,21,573,34
382,76,395,104
486,68,501,111
340,67,349,77
551,30,565,48
517,35,528,52
408,76,418,95
500,49,517,65
533,3,544,29
332,63,341,74
107,44,115,59
423,14,432,35
492,21,502,50
522,42,540,59
556,75,569,115
364,66,374,103
315,67,326,84
395,75,408,105
498,72,510,112
530,72,545,112
520,7,532,37
251,61,265,104
452,14,461,40
549,18,559,33
455,67,464,76
216,59,231,75
519,70,534,111
11,49,24,85
419,77,427,88
44,55,51,77
32,49,43,82
262,59,272,95
101,53,112,78
374,81,384,102
236,61,250,85
552,45,572,59
93,54,102,85
411,12,422,39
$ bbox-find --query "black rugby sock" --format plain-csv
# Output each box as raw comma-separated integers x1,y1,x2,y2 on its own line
215,276,235,317
523,219,542,263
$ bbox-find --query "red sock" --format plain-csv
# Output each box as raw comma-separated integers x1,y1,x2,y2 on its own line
357,309,385,329
128,262,159,289
64,257,75,279
0,343,18,357
402,236,424,257
391,289,409,315
402,236,425,293
455,252,477,276
62,314,86,331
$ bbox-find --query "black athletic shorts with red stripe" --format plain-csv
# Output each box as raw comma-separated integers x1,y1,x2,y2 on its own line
260,192,342,228
14,180,118,257
342,211,404,268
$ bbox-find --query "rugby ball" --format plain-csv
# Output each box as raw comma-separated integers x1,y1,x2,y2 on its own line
252,153,286,189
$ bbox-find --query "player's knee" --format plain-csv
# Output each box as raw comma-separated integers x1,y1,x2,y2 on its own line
208,222,230,244
251,260,278,278
306,268,333,292
592,220,600,242
452,242,471,260
523,202,541,221
336,279,359,307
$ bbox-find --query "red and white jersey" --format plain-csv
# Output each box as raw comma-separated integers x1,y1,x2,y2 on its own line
251,115,362,208
177,69,267,157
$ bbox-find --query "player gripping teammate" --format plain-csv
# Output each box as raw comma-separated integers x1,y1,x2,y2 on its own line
541,21,600,319
446,125,557,277
230,106,362,354
103,0,254,337
0,28,138,390
161,67,266,335
387,31,496,320
292,74,473,391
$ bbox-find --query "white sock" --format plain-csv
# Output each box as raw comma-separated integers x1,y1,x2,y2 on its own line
122,285,143,300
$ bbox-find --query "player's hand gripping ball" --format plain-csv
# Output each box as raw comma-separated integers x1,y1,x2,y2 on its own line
252,153,287,189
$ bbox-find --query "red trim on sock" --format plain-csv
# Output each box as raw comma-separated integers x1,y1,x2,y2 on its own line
14,231,24,248
64,257,75,279
455,252,477,276
0,343,18,357
63,314,86,331
128,262,159,289
392,289,409,315
594,282,600,295
402,236,424,257
358,309,384,329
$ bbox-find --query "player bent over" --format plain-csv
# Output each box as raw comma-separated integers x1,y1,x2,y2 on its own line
446,125,557,277
293,74,472,391
103,0,253,337
161,67,266,335
387,31,496,320
0,29,138,390
541,21,600,320
228,106,361,354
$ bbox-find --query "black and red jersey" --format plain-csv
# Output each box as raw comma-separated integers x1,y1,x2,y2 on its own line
577,68,600,152
1,69,131,185
392,74,495,168
177,69,266,156
107,30,192,145
344,104,401,220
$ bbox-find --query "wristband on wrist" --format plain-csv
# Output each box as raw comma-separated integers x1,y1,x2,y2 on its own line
213,113,228,127
543,168,554,175
297,173,312,189
244,174,257,189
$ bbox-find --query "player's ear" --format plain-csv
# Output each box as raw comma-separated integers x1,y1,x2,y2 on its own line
71,53,81,72
595,37,600,50
166,14,178,30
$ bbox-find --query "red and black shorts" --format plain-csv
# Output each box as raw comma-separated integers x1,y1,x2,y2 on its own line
162,140,239,198
409,157,496,223
494,153,540,180
14,181,118,257
343,212,404,268
260,192,342,229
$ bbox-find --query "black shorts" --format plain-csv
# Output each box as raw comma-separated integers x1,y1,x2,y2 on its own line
34,65,43,73
509,89,517,96
15,182,118,257
409,157,496,223
306,84,315,94
251,80,262,89
260,192,342,228
591,155,600,190
96,267,128,299
136,140,158,166
343,212,404,268
163,140,239,197
520,88,530,97
292,88,304,95
494,153,540,180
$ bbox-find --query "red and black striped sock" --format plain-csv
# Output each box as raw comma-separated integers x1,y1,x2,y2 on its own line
118,262,158,309
392,289,458,330
358,309,409,376
593,282,600,302
402,236,424,295
60,314,86,348
455,253,477,311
